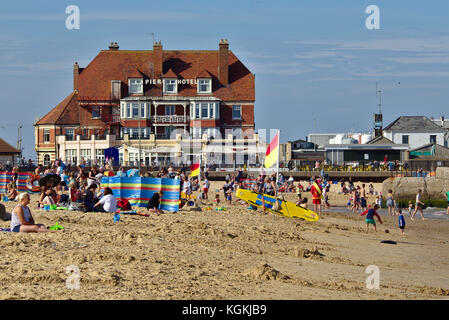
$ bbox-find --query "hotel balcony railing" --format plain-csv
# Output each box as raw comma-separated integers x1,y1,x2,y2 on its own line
153,115,189,123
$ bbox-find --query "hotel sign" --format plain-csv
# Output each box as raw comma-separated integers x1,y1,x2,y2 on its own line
145,78,199,85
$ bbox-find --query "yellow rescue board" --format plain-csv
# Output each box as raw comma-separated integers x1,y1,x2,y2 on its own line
236,189,319,222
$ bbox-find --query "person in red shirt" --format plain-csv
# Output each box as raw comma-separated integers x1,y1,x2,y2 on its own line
310,177,322,215
360,204,383,233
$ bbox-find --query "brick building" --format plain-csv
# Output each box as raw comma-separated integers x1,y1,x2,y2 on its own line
35,40,262,166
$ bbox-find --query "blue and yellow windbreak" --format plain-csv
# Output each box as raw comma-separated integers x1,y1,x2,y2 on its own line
101,176,180,211
0,172,33,193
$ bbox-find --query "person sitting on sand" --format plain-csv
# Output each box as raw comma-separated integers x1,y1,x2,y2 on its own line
83,183,98,212
93,187,117,213
299,197,308,209
39,186,56,207
360,204,383,233
11,193,61,232
6,182,18,201
147,190,164,215
226,189,232,204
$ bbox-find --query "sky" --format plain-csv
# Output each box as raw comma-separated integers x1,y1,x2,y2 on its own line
0,0,448,159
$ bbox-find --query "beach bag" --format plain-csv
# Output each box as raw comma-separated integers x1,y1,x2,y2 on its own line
118,199,132,211
68,202,84,211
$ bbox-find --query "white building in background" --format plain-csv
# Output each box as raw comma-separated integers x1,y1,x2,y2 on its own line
383,116,448,149
307,133,373,147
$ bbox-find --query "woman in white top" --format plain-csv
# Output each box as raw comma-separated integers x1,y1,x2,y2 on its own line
94,187,118,213
11,193,59,232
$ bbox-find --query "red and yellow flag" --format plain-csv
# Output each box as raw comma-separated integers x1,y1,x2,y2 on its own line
264,131,279,168
189,162,200,177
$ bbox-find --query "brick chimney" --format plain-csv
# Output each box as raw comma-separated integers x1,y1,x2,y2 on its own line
153,41,163,78
109,42,119,50
73,62,79,91
218,39,229,85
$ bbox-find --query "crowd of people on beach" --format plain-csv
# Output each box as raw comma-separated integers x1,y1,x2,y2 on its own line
1,160,448,236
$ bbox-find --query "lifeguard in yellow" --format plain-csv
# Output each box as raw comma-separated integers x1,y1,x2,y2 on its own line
311,177,323,215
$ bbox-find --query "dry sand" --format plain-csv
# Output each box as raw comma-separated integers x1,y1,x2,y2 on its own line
0,181,448,300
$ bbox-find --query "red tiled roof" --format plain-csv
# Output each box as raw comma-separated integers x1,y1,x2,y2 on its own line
36,91,79,125
0,138,20,154
77,49,255,101
163,68,178,78
196,69,212,78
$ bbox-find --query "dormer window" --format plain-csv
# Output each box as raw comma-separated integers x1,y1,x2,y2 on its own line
128,78,143,94
198,79,212,94
163,79,177,94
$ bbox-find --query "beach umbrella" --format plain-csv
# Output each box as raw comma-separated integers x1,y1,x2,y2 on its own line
127,169,140,177
38,173,61,187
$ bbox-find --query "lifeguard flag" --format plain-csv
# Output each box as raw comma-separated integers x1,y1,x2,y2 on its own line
264,131,279,168
190,162,200,177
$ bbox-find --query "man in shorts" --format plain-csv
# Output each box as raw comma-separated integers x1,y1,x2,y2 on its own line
360,204,383,233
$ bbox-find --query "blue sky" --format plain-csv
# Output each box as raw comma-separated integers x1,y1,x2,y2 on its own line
1,0,448,159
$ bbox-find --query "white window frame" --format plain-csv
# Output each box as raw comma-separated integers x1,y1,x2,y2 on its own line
163,79,177,94
132,103,140,118
80,149,92,161
65,128,75,141
232,105,242,120
65,149,77,164
43,129,50,143
128,78,143,94
197,78,212,94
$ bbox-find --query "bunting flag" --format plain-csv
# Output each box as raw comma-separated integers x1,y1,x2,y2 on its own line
264,131,279,168
0,172,33,193
189,162,200,177
101,176,180,211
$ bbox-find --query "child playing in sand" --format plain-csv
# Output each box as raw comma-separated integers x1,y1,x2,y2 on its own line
398,208,406,235
226,189,232,204
360,204,383,233
213,194,220,206
6,182,18,201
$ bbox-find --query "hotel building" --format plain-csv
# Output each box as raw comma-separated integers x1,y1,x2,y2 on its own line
34,40,263,167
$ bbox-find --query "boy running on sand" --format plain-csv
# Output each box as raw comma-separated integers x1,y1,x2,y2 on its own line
360,204,383,233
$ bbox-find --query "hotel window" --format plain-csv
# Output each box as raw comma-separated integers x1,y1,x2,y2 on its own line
232,105,242,120
198,79,211,94
430,135,437,144
65,128,74,141
402,135,409,144
201,103,208,118
92,106,101,119
80,149,92,161
140,103,145,118
120,103,125,118
126,103,131,118
132,103,140,118
129,78,143,94
66,149,77,164
43,154,51,166
165,105,176,115
209,104,214,118
195,104,200,118
163,79,177,94
95,149,105,163
111,80,121,100
43,129,50,143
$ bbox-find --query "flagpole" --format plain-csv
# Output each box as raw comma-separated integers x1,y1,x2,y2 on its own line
275,129,280,196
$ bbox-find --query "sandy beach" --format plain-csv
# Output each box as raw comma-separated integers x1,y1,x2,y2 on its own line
0,181,448,300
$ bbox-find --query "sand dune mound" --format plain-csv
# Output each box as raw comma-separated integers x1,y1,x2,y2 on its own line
244,263,290,281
